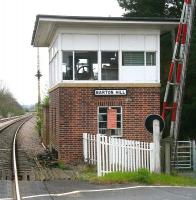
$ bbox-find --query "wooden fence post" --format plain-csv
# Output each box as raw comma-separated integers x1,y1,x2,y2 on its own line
150,143,155,172
97,134,101,176
153,119,161,173
164,139,171,174
83,133,88,162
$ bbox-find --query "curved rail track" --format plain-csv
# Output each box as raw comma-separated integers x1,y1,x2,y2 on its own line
0,115,34,199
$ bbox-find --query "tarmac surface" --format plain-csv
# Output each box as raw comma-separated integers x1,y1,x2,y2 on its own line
0,181,13,199
1,180,196,200
1,179,196,200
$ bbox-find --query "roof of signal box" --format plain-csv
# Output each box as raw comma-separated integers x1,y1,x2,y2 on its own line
31,14,179,47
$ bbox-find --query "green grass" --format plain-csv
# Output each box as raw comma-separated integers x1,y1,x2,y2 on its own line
92,168,196,186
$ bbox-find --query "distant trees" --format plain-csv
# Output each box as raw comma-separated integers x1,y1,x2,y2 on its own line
117,0,183,17
0,81,24,118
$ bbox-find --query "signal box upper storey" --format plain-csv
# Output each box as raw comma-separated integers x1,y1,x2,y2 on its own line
31,15,178,88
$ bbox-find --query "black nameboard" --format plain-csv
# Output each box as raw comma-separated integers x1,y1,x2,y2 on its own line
94,89,127,96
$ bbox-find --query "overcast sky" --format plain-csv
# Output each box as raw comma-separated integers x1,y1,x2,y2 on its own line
0,0,123,105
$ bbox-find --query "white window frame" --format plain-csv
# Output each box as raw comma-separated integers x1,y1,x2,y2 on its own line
122,51,156,67
97,106,123,137
62,50,98,81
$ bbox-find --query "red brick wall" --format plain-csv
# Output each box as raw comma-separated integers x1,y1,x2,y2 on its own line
49,89,60,152
49,86,160,164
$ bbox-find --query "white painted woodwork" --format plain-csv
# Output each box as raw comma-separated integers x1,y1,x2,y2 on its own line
121,35,145,50
43,19,177,87
153,119,161,173
49,32,161,87
100,35,119,50
83,133,155,176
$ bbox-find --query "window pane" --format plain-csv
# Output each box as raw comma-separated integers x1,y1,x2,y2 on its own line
117,114,121,121
115,107,121,113
75,51,98,80
62,51,73,80
99,114,107,121
99,107,107,113
99,129,107,134
99,122,107,128
101,52,118,80
117,122,121,128
111,129,121,136
122,52,144,66
146,52,156,66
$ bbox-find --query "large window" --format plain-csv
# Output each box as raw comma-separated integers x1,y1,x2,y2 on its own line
122,51,156,66
98,106,122,136
101,51,119,80
75,51,98,80
62,51,98,80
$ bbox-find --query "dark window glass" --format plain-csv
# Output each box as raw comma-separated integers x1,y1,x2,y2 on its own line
75,51,98,80
101,52,118,80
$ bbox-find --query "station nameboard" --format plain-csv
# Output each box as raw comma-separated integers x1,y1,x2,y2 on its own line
94,89,127,96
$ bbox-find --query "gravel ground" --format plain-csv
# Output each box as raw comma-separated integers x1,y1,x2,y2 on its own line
17,116,81,181
17,116,45,157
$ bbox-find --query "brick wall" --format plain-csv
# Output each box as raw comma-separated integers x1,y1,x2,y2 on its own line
49,86,160,164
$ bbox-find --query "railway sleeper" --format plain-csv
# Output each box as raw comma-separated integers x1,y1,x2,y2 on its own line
0,169,12,180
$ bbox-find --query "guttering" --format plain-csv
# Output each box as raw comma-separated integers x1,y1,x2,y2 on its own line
31,14,179,46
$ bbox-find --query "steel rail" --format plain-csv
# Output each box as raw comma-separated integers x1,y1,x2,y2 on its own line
12,115,33,200
0,114,31,132
0,116,21,123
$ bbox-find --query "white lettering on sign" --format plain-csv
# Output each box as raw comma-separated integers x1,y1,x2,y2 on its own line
94,89,127,96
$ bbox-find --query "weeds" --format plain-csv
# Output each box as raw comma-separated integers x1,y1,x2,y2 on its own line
92,168,196,186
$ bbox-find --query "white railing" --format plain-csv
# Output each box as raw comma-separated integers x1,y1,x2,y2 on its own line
83,133,97,165
83,133,155,176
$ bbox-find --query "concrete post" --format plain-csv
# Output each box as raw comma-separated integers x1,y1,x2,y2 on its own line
165,138,171,174
153,119,161,173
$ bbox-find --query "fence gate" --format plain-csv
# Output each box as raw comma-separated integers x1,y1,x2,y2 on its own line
171,140,196,170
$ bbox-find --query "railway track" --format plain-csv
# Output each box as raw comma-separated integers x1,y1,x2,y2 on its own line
0,115,34,199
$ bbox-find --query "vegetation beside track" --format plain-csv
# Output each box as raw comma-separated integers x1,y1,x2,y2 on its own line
36,95,49,136
78,167,196,186
0,81,24,117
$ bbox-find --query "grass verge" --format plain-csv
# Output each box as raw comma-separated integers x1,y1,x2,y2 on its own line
90,168,196,186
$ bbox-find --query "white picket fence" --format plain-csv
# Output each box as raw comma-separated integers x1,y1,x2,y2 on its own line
83,133,155,176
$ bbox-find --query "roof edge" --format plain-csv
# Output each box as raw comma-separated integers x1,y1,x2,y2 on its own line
31,14,179,46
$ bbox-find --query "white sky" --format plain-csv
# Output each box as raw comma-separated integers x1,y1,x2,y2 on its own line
0,0,124,105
